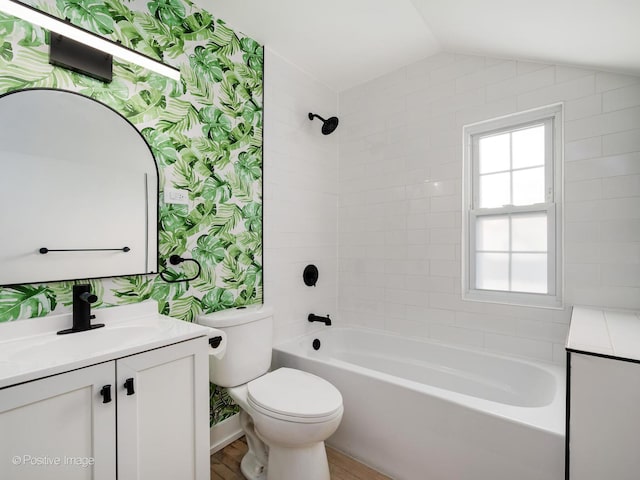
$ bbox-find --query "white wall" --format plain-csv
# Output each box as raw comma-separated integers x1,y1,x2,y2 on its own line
263,49,339,343
337,53,640,364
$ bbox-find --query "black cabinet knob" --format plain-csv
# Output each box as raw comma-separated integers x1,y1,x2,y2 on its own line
124,378,135,396
100,385,112,403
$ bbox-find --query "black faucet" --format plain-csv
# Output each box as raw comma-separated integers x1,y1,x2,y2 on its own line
308,313,331,326
57,284,105,335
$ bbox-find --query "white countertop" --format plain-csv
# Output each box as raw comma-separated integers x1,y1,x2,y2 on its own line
0,301,217,389
567,306,640,362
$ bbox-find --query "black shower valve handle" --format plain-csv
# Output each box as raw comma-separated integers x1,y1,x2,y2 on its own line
303,264,319,286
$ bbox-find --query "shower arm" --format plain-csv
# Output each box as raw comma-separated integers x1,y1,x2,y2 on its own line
308,113,327,122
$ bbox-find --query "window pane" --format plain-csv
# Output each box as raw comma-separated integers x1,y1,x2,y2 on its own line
479,172,510,208
476,216,509,251
512,125,545,169
512,253,547,293
479,133,510,174
512,213,547,251
476,253,509,291
513,167,544,205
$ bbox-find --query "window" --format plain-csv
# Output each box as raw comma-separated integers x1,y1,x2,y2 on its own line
462,104,563,308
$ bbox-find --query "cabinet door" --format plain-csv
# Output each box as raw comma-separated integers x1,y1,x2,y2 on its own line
570,353,640,479
117,338,209,480
0,362,116,480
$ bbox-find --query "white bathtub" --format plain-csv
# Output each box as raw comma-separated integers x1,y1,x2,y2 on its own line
272,327,565,480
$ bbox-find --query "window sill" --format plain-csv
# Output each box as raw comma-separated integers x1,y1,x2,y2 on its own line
462,289,564,310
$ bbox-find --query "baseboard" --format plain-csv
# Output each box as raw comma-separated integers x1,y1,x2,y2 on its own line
210,414,243,454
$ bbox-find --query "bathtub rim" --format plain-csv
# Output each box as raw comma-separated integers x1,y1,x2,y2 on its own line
273,325,566,437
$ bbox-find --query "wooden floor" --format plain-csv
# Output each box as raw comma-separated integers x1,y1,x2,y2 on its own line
211,437,392,480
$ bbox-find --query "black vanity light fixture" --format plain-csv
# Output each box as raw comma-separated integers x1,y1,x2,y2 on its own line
0,0,180,82
50,32,113,83
308,112,339,135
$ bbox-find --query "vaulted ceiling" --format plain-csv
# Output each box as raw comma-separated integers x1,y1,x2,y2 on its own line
202,0,640,91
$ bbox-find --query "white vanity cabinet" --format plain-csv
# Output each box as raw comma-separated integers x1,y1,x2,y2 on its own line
0,337,210,480
0,361,117,480
566,307,640,480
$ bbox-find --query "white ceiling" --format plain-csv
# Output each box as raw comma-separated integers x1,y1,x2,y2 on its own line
202,0,640,92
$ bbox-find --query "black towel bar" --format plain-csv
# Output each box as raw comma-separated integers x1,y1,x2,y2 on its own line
39,247,130,254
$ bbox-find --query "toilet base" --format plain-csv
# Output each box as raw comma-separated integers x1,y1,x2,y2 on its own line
238,410,268,480
266,442,330,480
236,409,331,480
240,451,267,480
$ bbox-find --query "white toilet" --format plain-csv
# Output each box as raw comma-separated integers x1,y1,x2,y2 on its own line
198,305,343,480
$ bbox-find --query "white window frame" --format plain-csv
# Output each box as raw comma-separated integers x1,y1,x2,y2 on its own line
462,104,563,309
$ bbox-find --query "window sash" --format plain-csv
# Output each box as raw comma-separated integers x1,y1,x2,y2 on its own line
471,117,554,210
468,204,556,296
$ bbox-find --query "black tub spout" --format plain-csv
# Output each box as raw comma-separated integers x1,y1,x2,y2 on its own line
308,313,331,326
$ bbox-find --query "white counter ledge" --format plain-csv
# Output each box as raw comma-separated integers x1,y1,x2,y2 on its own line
567,306,640,362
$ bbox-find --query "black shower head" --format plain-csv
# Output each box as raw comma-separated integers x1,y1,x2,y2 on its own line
308,112,339,135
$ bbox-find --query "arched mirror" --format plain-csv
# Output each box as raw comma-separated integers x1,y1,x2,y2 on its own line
0,89,158,285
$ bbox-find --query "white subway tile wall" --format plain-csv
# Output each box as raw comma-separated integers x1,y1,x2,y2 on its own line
338,52,640,365
263,49,338,343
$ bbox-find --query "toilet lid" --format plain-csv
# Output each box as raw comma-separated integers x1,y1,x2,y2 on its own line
247,368,343,419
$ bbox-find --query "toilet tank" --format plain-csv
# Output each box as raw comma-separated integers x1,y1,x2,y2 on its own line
197,305,273,387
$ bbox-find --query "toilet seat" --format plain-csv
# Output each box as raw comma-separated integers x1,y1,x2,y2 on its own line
247,368,343,424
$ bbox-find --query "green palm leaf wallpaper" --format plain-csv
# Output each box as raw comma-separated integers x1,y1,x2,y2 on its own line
0,0,263,425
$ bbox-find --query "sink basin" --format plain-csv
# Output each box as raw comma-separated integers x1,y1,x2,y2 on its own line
0,301,216,389
3,323,168,363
